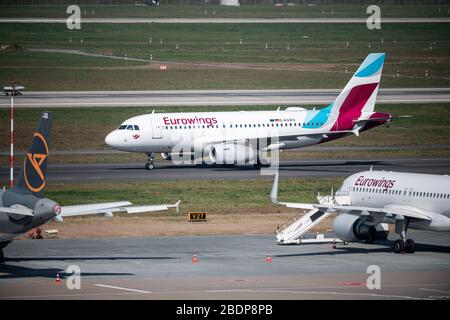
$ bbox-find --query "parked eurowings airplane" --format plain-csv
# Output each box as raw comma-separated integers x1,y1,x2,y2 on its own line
105,53,403,170
270,170,450,253
0,112,180,262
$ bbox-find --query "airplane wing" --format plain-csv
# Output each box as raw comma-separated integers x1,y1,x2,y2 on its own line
194,127,358,150
0,206,34,216
314,203,432,221
58,200,180,219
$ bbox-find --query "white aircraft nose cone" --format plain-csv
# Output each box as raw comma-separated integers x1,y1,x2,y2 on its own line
105,131,116,147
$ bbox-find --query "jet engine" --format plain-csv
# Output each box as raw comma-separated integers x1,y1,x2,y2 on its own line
160,152,172,161
208,143,255,165
332,213,377,243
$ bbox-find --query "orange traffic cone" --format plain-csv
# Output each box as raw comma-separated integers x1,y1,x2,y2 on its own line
192,254,198,264
332,238,337,249
55,273,61,284
265,252,272,263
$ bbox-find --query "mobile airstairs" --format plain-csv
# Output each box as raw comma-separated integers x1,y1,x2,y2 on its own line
270,173,344,245
275,194,344,245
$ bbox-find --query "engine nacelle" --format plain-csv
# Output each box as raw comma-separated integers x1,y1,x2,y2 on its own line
160,152,172,161
209,143,255,165
332,213,377,242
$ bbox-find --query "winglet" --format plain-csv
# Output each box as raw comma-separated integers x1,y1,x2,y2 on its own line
170,200,181,214
270,172,279,205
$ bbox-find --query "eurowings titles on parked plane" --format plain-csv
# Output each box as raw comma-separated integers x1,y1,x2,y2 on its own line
271,170,450,253
0,112,180,262
105,53,405,170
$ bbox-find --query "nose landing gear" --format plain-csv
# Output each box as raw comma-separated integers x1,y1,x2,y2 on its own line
145,153,155,170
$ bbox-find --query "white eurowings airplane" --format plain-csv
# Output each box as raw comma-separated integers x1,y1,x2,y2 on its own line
0,112,180,262
105,53,402,170
270,170,450,253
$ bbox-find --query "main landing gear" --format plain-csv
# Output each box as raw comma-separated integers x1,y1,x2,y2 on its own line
393,217,415,254
253,154,271,169
145,152,155,170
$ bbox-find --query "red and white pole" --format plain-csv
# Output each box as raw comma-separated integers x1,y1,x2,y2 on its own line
9,93,14,189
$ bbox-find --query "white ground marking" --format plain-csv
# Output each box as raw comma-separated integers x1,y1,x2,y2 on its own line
419,288,450,294
94,284,152,294
205,289,433,300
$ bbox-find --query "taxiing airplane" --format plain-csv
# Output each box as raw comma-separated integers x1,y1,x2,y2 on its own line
105,53,403,170
270,170,450,253
3,83,24,96
0,112,180,262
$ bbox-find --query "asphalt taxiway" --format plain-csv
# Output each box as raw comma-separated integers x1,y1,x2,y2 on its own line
0,230,449,299
1,88,450,107
1,158,448,184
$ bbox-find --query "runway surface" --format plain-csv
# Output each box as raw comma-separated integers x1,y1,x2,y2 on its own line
0,231,449,299
1,158,448,184
2,18,450,24
1,88,450,107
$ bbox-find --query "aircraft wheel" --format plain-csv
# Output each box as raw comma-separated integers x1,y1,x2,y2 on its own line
405,239,415,253
145,162,154,170
393,239,405,254
0,249,4,263
365,234,375,244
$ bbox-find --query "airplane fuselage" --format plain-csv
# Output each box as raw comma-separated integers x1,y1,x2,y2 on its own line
0,190,58,243
105,108,387,154
337,171,450,231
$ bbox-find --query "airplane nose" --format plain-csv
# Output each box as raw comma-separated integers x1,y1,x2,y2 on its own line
105,131,117,147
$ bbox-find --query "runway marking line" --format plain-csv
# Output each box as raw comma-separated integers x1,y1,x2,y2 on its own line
94,283,152,294
205,289,433,300
419,288,450,294
337,281,367,287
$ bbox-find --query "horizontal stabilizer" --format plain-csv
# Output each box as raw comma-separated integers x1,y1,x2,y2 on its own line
354,115,412,123
0,206,34,216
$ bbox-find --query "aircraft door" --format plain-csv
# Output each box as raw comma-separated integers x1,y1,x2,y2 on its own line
151,114,162,139
403,188,412,203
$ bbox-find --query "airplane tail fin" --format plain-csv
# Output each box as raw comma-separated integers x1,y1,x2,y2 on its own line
329,53,385,131
13,112,53,197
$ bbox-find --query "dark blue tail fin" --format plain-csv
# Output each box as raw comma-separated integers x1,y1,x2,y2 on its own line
13,112,52,197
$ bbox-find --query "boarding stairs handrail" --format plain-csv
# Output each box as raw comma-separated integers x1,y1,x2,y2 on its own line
275,193,336,244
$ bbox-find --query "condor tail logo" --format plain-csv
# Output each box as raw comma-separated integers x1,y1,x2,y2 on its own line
24,132,49,193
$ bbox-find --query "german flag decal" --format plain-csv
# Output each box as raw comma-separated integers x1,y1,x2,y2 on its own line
24,132,49,193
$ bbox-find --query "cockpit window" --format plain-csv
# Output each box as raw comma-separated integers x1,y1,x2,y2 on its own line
134,125,140,131
118,125,127,130
127,125,134,130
